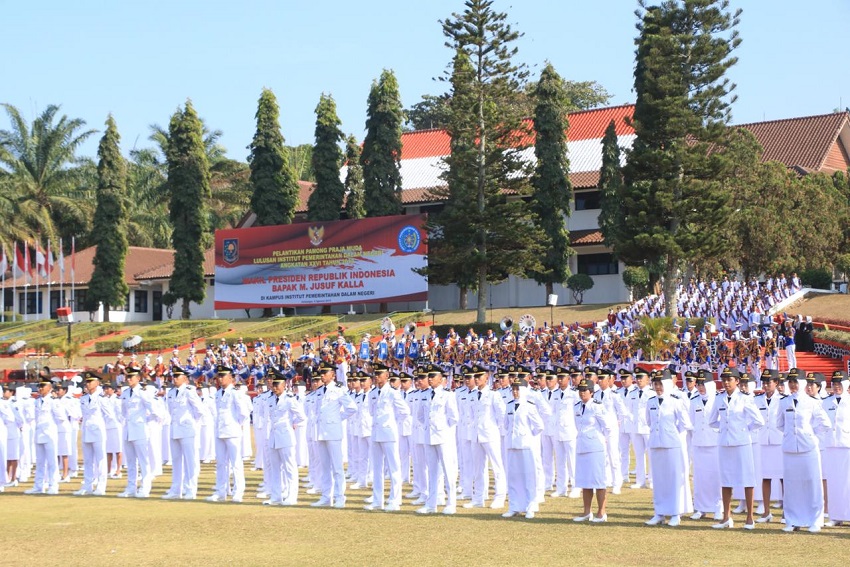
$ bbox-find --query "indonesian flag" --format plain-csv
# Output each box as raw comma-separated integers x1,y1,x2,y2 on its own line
24,244,32,277
35,244,47,277
0,247,7,275
46,241,54,276
13,243,26,278
58,238,65,275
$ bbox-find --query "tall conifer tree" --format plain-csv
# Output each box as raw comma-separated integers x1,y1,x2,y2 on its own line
598,119,624,249
361,70,404,217
530,62,573,299
166,101,210,319
249,88,299,226
307,93,345,221
616,0,742,316
343,135,366,220
440,0,544,322
87,115,129,321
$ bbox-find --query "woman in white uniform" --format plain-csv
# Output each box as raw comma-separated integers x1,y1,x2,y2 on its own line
822,371,850,526
502,376,544,519
689,370,722,520
776,370,831,532
708,368,764,529
645,371,693,526
572,378,610,523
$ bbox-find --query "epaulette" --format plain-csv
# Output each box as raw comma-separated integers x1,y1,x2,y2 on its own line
592,399,601,404
755,392,765,397
780,394,788,399
670,394,680,399
527,400,535,405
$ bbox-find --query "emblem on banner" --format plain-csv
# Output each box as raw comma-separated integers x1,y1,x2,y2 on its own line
223,238,239,264
308,225,325,247
398,226,420,253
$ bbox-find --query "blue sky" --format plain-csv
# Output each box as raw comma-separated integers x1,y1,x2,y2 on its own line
3,0,849,160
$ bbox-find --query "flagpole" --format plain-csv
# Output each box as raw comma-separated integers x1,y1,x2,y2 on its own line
71,236,76,317
23,241,28,323
46,240,52,321
59,237,64,307
2,246,6,324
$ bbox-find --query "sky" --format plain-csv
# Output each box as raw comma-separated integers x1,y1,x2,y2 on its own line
3,0,849,161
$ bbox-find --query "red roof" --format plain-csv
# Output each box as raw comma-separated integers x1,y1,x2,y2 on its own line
739,111,850,172
398,104,636,160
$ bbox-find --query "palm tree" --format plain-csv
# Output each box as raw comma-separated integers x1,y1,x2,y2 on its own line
0,104,97,249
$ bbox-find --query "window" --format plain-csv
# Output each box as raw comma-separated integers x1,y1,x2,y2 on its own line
19,292,43,315
574,190,601,211
74,289,87,311
577,253,618,276
134,290,148,313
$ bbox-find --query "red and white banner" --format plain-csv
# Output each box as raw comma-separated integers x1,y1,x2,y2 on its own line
214,214,428,309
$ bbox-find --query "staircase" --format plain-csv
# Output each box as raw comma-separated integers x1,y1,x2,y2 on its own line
777,350,844,375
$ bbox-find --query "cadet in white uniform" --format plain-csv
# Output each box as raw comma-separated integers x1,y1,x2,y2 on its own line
409,370,430,504
102,382,123,479
1,384,24,488
776,371,831,532
118,366,157,499
572,378,610,523
708,368,764,529
627,368,655,489
265,372,306,506
468,363,507,509
163,365,205,500
417,364,459,515
550,367,579,498
365,362,410,511
617,369,637,484
645,372,693,527
207,364,251,503
822,371,850,526
74,371,110,496
312,361,357,508
24,377,62,495
689,371,722,520
754,369,784,523
593,369,629,494
396,373,415,488
502,375,544,519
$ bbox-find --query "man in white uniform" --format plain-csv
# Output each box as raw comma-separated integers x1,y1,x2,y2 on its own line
312,361,357,508
417,363,459,515
74,371,110,496
118,366,157,498
207,365,251,503
164,365,205,500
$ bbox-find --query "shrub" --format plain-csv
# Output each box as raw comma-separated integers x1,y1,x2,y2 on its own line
799,268,833,290
566,273,594,305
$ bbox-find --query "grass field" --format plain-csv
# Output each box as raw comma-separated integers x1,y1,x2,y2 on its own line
2,457,849,567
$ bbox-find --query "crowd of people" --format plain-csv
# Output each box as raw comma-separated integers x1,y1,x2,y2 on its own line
1,352,848,532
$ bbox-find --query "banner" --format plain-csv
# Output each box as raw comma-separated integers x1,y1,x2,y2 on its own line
214,214,428,309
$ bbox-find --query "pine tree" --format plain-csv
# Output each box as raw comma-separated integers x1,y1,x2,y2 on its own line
617,0,742,316
440,0,543,322
530,62,573,300
343,135,366,219
248,88,299,226
87,115,129,322
166,101,210,320
361,70,404,217
597,119,624,249
307,94,345,221
422,49,482,309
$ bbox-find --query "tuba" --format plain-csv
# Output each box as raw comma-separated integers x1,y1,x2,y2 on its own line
404,322,417,336
518,314,536,337
500,316,514,333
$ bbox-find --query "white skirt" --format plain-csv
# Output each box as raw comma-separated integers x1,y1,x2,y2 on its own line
823,447,850,522
649,446,693,516
692,445,721,513
575,450,606,489
783,450,824,527
56,429,72,456
719,444,756,488
6,434,20,460
759,444,783,479
106,427,122,454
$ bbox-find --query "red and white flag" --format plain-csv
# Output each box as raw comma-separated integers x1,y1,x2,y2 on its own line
35,243,47,277
13,243,26,278
58,238,65,275
0,247,7,276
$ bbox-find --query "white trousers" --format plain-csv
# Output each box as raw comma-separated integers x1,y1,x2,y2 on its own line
398,434,413,484
459,438,474,497
81,437,107,493
425,443,457,510
620,431,632,479
604,430,622,488
631,432,651,486
371,439,402,508
541,434,555,489
253,427,267,469
317,439,346,503
472,439,506,503
214,437,244,499
169,436,199,498
268,445,298,504
34,440,58,492
553,438,577,492
412,442,428,497
124,437,152,496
